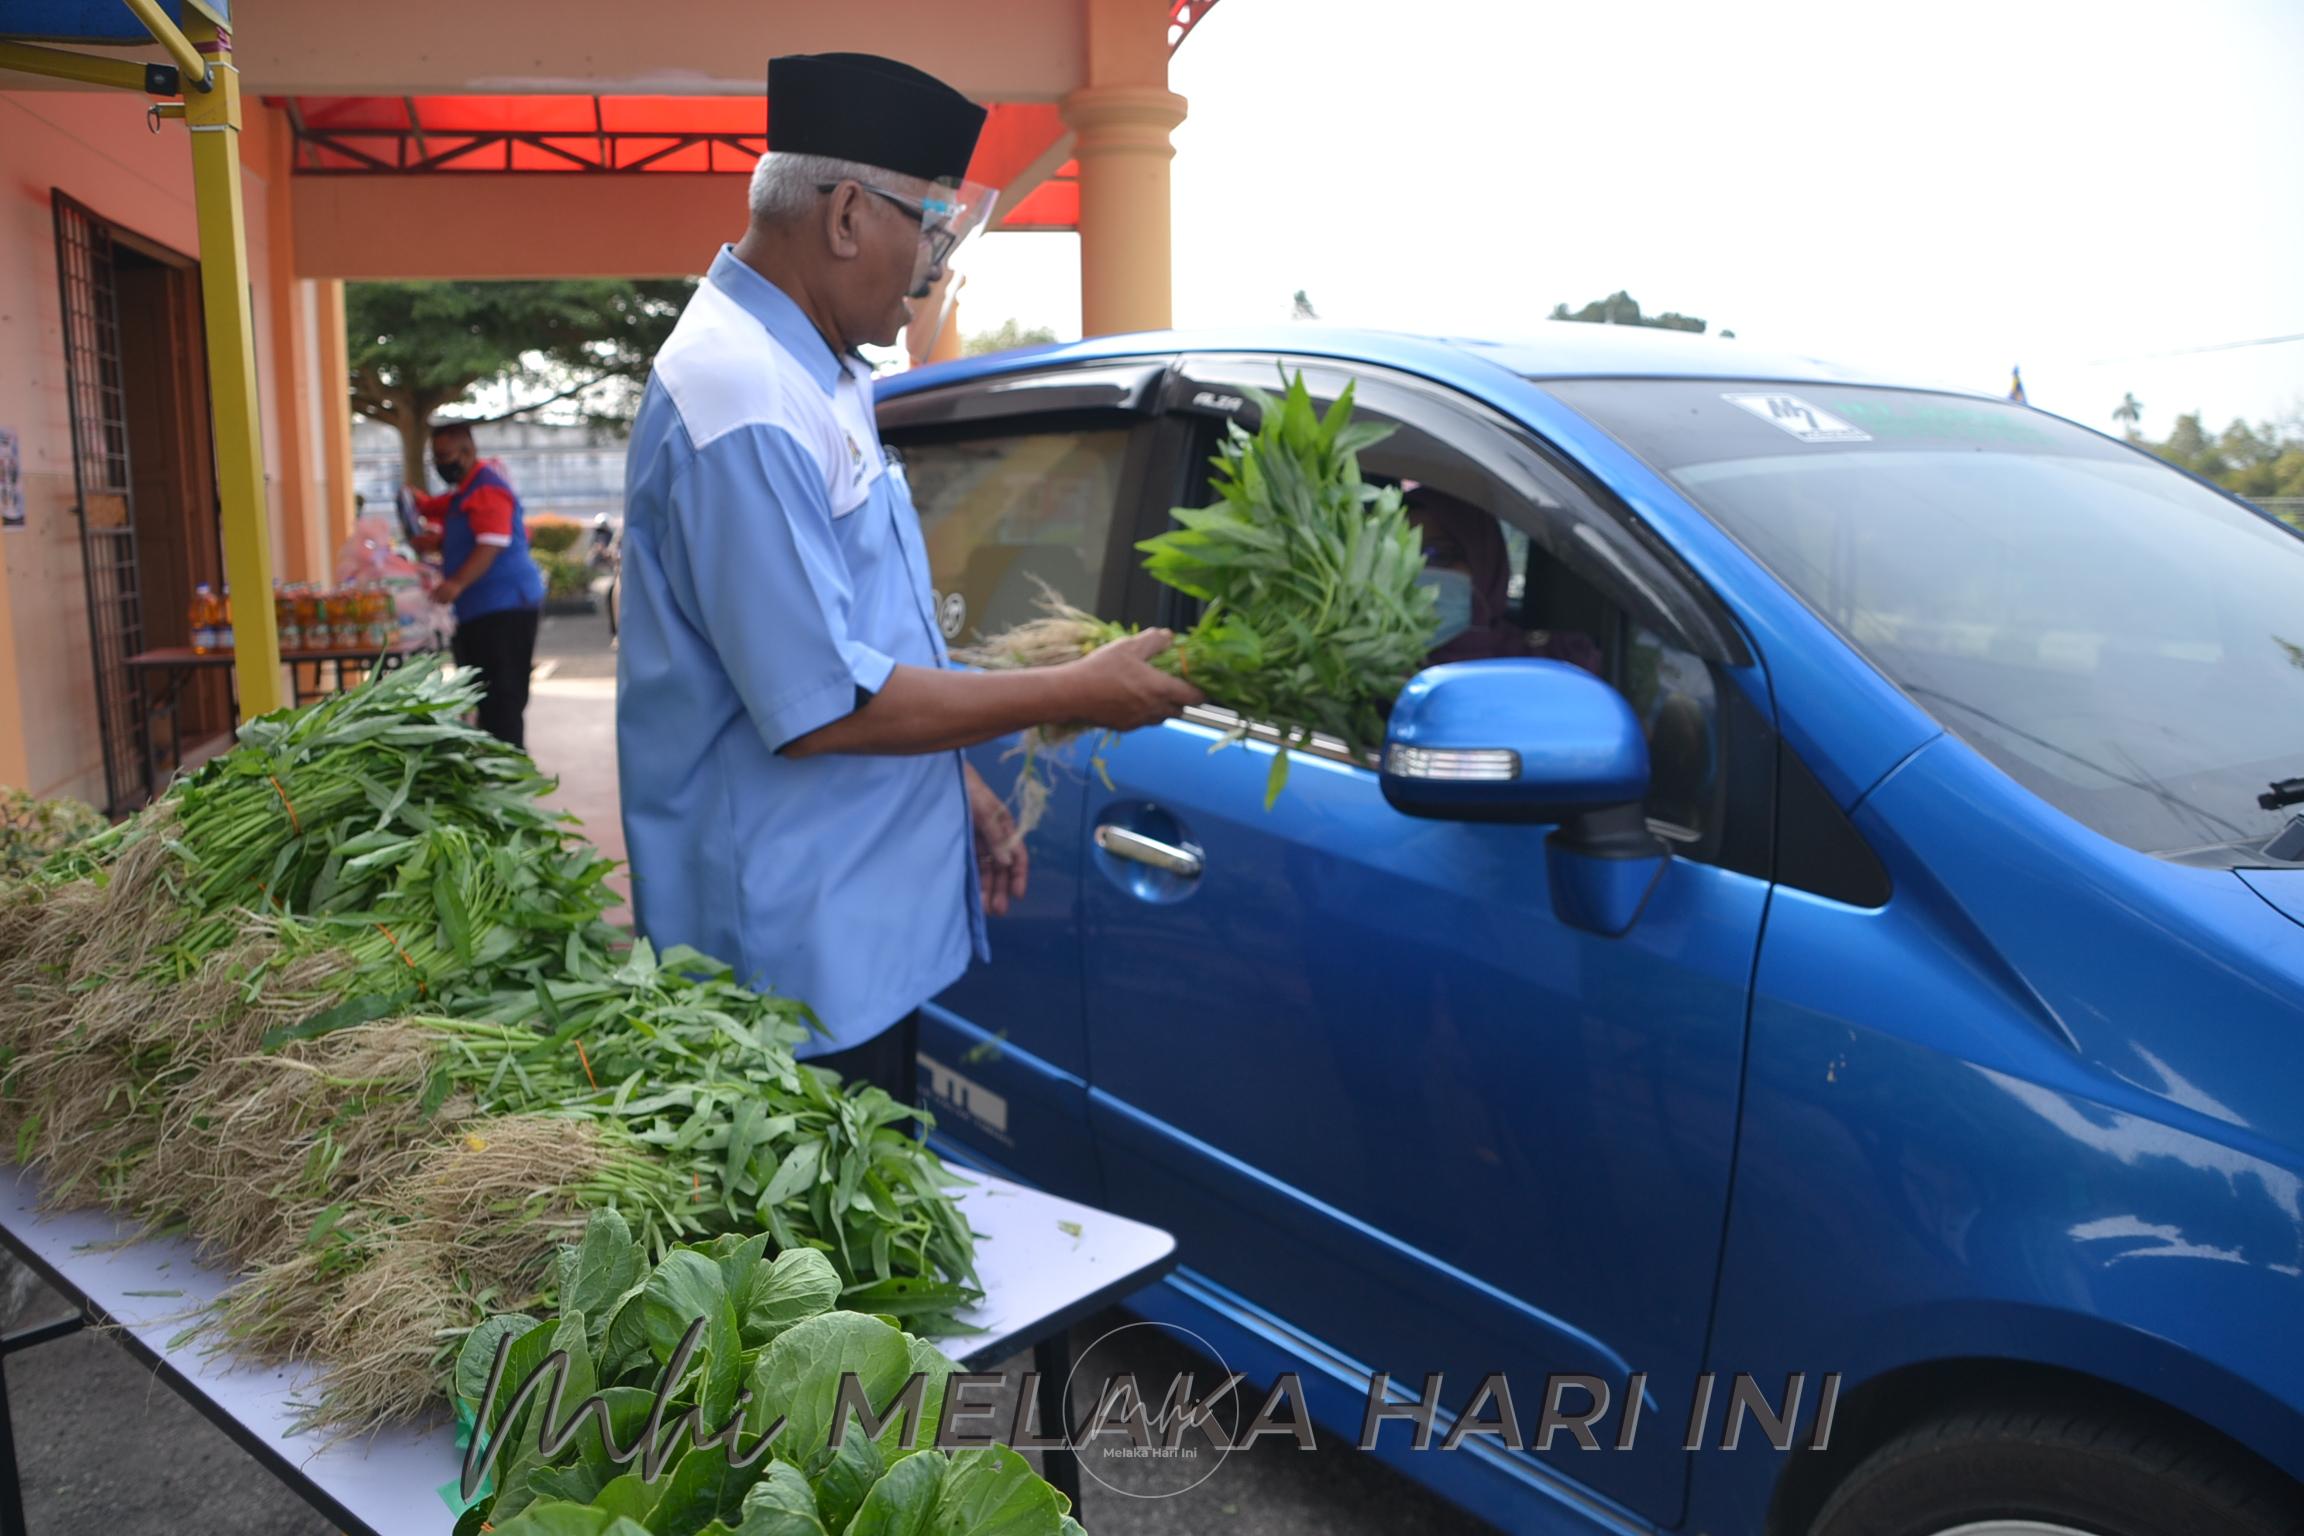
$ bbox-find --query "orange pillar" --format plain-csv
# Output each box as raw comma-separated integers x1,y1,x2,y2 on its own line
904,269,969,368
928,294,966,363
260,104,324,582
1063,0,1186,336
315,279,357,559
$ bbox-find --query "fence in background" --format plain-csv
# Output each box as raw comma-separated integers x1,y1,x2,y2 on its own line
352,419,629,526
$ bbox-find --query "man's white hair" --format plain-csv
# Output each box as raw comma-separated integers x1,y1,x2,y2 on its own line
748,151,925,226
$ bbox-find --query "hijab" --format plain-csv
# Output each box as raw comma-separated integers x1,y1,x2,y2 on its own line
1406,487,1533,665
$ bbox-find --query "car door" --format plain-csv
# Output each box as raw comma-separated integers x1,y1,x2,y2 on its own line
878,358,1180,1206
1077,354,1776,1526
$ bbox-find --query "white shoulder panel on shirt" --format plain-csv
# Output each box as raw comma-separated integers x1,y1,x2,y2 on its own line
653,280,850,512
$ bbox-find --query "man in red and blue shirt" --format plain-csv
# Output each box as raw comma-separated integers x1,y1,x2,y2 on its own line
410,422,548,747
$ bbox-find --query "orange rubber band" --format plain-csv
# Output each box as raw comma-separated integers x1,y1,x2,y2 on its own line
267,775,301,835
374,922,427,996
574,1037,598,1090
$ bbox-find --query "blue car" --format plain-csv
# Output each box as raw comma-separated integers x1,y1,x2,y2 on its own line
875,326,2304,1536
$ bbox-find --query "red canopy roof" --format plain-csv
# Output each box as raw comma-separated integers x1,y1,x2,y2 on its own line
266,1,1218,233
271,95,1076,229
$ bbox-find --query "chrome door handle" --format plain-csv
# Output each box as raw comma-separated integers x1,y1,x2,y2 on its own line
1094,824,1205,879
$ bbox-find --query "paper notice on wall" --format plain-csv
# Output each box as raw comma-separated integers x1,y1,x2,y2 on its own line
0,428,22,530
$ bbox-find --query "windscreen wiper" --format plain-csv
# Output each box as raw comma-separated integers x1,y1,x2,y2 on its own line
2258,777,2304,812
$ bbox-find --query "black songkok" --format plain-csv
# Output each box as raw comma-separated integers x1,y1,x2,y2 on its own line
768,52,987,186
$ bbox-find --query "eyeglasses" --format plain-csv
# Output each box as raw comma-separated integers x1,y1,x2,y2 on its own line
816,180,961,265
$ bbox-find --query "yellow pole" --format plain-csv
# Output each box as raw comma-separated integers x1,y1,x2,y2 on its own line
0,39,154,91
116,0,210,90
178,14,281,713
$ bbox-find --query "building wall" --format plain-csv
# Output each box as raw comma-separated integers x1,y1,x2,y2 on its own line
0,89,330,805
0,91,203,805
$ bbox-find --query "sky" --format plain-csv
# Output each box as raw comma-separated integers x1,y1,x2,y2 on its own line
954,0,2304,440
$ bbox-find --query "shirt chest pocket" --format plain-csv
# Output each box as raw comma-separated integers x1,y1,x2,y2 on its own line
826,424,882,519
833,475,894,562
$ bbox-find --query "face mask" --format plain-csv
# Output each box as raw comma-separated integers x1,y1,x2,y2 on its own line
437,458,468,485
1417,567,1474,647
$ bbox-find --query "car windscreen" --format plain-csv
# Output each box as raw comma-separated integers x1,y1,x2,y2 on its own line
1541,379,2304,863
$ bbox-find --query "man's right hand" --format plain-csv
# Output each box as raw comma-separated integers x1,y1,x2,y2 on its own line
779,637,1207,761
1062,629,1206,732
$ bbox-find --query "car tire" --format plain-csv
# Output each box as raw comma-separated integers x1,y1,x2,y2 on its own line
1805,1398,2304,1536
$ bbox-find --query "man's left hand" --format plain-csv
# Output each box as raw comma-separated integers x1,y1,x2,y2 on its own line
430,578,461,606
964,761,1028,917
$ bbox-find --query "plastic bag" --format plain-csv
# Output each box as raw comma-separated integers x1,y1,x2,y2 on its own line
336,511,453,649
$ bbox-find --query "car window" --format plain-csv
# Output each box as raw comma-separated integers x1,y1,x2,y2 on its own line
1547,378,2304,860
899,427,1131,647
1169,362,1738,856
1624,624,1725,844
1393,485,1725,847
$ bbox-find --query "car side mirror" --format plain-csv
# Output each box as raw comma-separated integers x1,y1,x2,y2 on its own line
1382,659,1667,935
1382,659,1650,823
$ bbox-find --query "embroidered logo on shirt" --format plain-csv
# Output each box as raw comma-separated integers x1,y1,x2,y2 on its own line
844,431,867,481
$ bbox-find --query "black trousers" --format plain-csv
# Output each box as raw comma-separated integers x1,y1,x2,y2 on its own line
451,604,541,749
804,1010,920,1132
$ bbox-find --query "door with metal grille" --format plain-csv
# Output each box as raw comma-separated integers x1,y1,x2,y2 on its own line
53,192,150,814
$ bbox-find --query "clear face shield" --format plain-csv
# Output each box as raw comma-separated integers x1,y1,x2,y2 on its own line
901,176,1000,363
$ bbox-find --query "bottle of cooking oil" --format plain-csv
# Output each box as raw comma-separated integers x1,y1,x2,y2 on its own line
216,585,235,652
297,586,326,653
190,584,218,654
275,583,302,653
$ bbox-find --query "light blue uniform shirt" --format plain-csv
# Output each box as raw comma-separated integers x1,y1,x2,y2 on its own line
616,248,986,1053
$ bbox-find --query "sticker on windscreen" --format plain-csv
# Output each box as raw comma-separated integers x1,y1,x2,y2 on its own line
1721,392,1873,443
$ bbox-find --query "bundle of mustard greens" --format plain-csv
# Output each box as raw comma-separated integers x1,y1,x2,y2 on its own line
961,371,1437,822
0,659,978,1435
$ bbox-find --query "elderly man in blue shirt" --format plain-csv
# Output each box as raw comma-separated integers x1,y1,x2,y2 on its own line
618,52,1200,1112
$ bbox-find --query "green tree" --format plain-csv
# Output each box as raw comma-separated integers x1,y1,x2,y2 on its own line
1550,290,1711,334
347,279,693,488
2155,412,2224,479
1291,288,1320,321
2266,448,2304,503
2136,410,2304,503
2112,392,2143,435
961,317,1060,357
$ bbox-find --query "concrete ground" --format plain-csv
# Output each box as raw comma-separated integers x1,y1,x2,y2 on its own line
0,607,1491,1535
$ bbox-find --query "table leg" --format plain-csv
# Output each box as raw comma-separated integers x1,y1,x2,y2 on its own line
134,666,190,805
137,672,166,806
165,673,181,792
0,1351,23,1536
0,1313,88,1536
1032,1329,1083,1512
135,672,155,807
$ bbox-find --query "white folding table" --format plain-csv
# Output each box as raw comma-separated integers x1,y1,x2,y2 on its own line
0,1161,1175,1535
